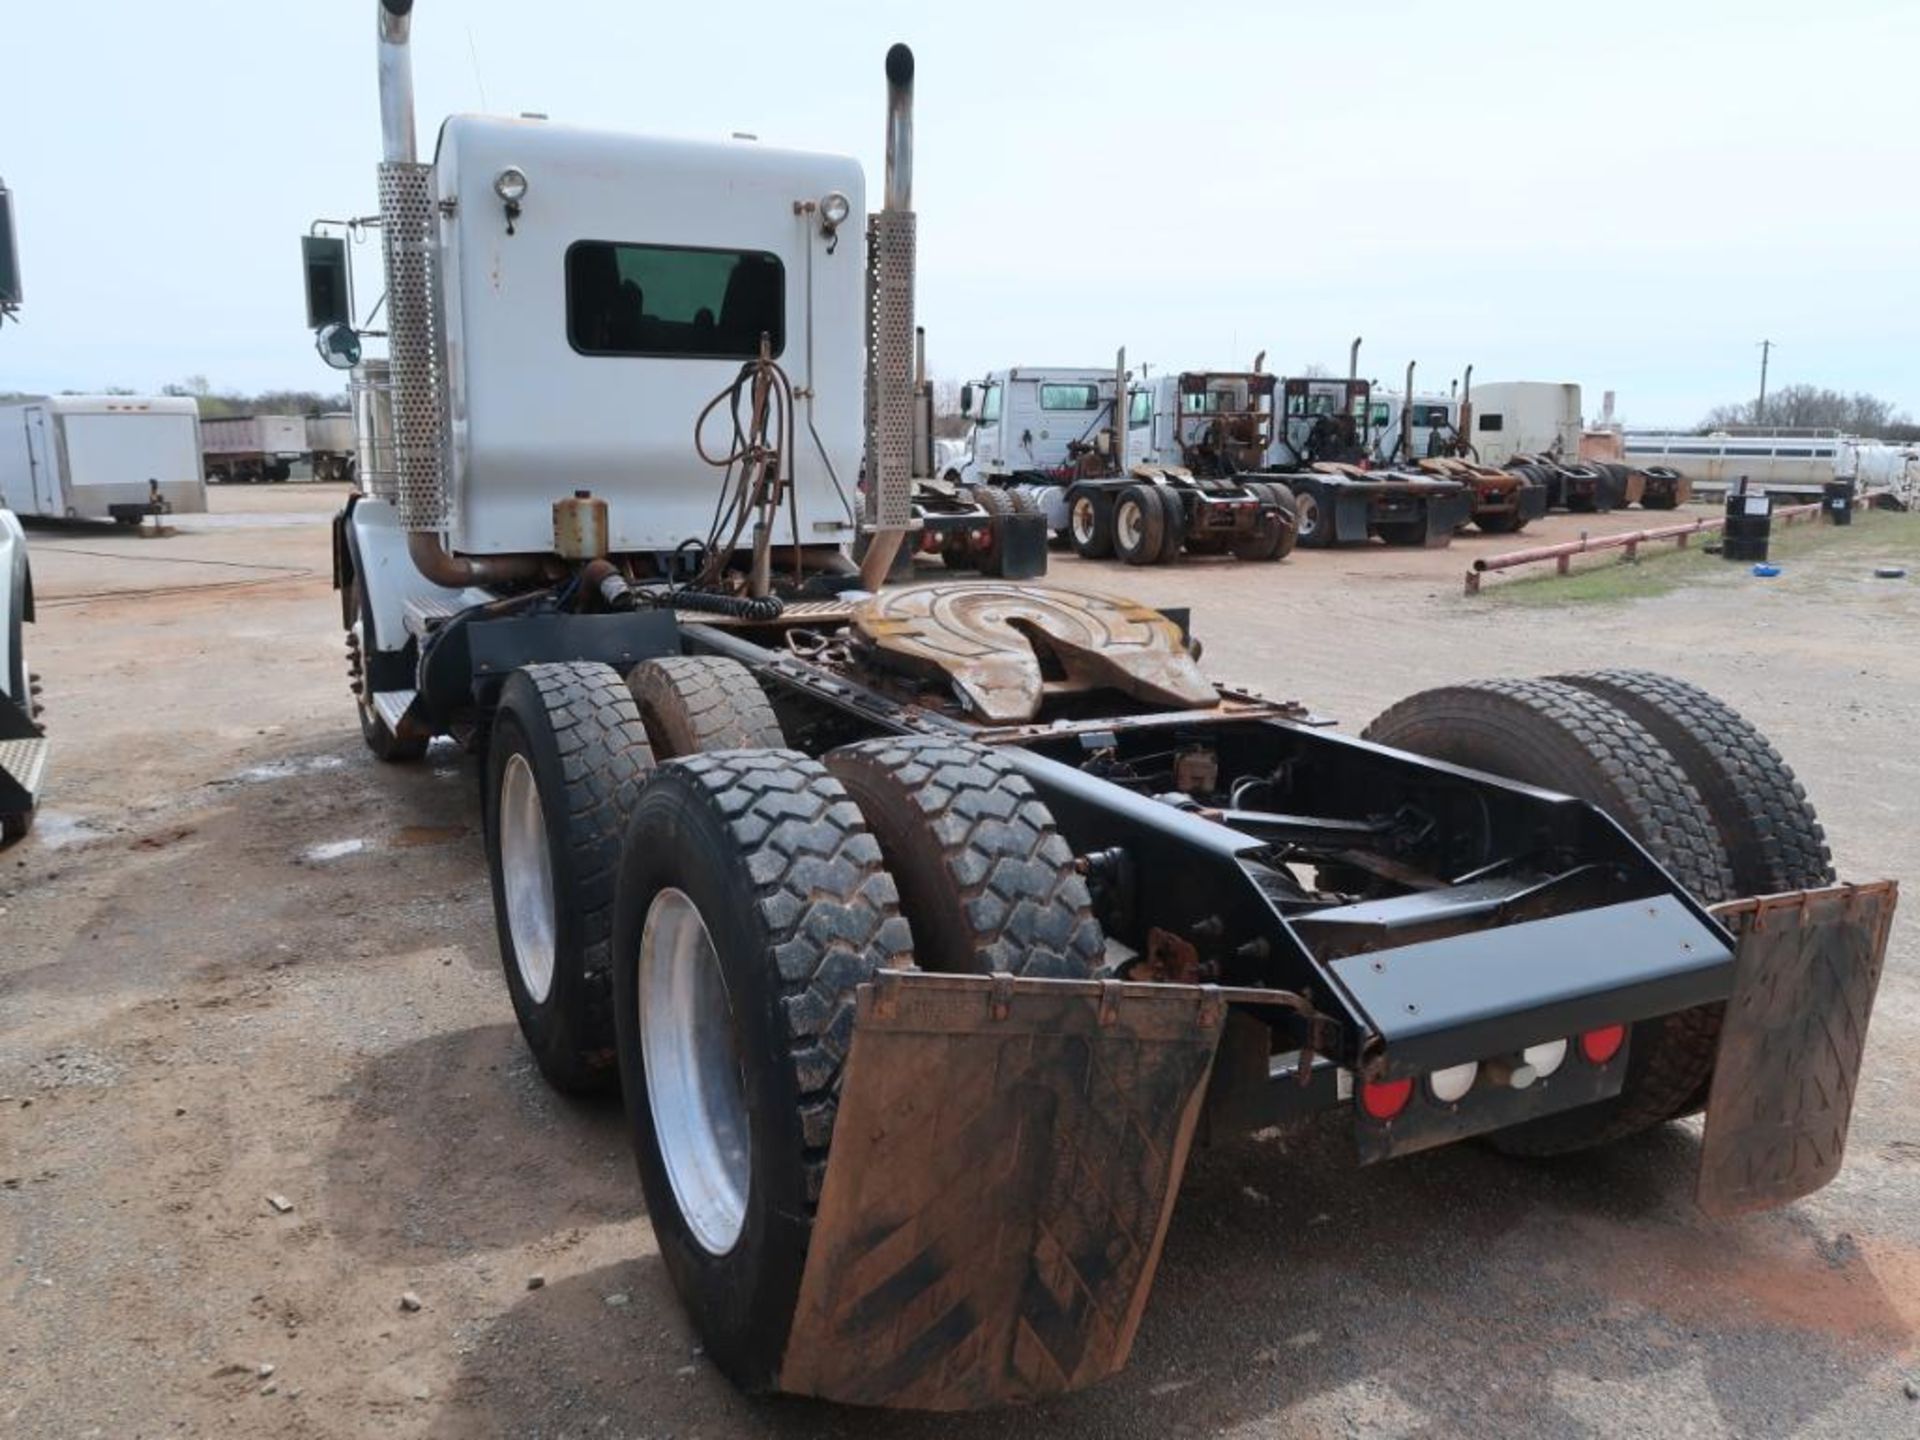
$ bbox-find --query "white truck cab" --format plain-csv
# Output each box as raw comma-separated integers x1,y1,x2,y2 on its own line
1366,392,1460,464
1468,381,1582,467
953,366,1128,484
432,115,865,556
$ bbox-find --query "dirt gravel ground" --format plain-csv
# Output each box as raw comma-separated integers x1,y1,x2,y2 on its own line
3,486,1916,1438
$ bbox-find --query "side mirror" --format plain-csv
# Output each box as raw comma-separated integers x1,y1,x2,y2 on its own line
302,235,351,330
0,179,21,312
960,383,974,417
315,321,362,371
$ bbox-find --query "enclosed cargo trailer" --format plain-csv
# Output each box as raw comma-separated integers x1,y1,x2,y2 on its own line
0,395,205,523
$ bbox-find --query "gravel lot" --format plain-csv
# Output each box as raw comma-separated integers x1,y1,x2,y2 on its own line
3,485,1916,1438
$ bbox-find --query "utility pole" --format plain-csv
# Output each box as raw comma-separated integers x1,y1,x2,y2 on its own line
1755,339,1773,426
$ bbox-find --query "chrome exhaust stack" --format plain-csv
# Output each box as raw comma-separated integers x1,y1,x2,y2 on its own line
375,0,537,586
378,0,416,165
857,43,918,591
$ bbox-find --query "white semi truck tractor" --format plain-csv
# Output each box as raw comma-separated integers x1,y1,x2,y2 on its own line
314,0,1894,1411
0,178,45,844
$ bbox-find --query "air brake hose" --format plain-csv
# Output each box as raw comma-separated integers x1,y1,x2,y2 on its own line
649,590,786,622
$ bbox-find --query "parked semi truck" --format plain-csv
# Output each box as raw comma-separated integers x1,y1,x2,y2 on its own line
315,3,1894,1410
1474,381,1688,512
1264,373,1473,547
962,364,1298,564
0,191,44,843
1364,380,1547,534
200,413,307,483
0,394,206,523
963,364,1469,559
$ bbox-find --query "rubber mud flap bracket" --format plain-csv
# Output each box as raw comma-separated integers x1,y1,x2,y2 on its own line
1697,881,1899,1218
776,970,1241,1410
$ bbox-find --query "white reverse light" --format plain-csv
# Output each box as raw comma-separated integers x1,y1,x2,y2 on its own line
1519,1039,1569,1083
819,190,851,230
1428,1062,1478,1104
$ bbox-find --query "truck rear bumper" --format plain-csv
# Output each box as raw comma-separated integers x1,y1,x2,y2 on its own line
783,882,1893,1408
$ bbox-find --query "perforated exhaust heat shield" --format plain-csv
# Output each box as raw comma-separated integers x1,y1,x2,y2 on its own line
863,209,916,534
377,162,449,532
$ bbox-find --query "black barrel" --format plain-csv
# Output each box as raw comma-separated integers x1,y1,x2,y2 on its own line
1824,478,1855,526
1722,481,1773,562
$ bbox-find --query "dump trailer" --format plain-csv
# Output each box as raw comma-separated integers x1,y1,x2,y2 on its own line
0,507,44,843
200,413,307,483
0,395,206,523
305,412,356,482
318,3,1895,1411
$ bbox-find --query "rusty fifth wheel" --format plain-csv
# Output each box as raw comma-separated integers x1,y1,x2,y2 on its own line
1361,677,1738,1154
610,752,912,1392
485,662,656,1094
825,735,1104,979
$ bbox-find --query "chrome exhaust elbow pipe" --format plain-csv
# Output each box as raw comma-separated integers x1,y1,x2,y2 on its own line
857,42,918,591
407,531,541,588
378,0,416,165
883,43,914,213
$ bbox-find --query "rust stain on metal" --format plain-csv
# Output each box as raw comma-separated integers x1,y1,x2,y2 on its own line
1697,881,1898,1218
848,582,1217,724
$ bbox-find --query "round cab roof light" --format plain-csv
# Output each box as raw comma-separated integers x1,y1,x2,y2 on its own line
820,190,852,230
1427,1062,1478,1105
494,166,529,203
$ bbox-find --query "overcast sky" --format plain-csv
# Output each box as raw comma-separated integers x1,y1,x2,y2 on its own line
2,0,1913,427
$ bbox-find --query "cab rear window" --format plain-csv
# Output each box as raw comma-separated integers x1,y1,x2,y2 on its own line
1039,383,1099,410
566,241,784,359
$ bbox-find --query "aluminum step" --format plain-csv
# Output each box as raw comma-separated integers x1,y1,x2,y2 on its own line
0,735,49,804
402,588,490,641
371,690,417,731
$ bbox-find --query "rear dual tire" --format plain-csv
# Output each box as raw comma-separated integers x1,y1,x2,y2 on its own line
613,753,912,1392
1232,482,1296,561
1362,677,1737,1155
613,736,1100,1390
486,662,658,1095
1068,488,1114,559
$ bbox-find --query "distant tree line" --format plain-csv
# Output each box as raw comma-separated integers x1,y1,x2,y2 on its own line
0,377,348,416
1699,384,1918,441
161,375,348,417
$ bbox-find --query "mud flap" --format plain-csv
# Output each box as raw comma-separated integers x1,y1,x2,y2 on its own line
777,971,1232,1410
1697,881,1899,1217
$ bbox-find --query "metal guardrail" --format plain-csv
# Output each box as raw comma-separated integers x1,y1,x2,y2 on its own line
1463,503,1823,595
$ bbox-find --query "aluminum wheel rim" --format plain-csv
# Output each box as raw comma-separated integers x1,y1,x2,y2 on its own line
499,752,558,1003
640,887,751,1256
1115,499,1144,553
1070,496,1097,543
1296,492,1320,538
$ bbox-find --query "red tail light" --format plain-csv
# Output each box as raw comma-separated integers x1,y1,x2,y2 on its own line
1360,1076,1414,1121
1579,1024,1627,1065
